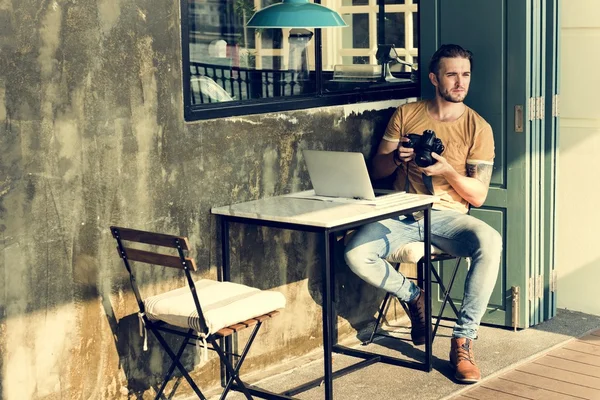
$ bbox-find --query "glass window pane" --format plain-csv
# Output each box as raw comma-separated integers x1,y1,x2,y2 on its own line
325,5,418,93
261,28,283,49
378,12,405,48
341,13,370,49
188,0,316,106
352,14,370,49
413,12,419,48
353,56,370,64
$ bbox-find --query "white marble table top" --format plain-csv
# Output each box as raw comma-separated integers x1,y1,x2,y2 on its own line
211,192,438,229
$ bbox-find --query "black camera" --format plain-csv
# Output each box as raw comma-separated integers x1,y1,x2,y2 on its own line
402,129,445,167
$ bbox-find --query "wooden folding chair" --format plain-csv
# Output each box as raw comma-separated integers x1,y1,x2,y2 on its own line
110,226,286,400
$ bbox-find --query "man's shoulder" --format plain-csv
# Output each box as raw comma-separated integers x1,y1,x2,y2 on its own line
465,105,493,131
398,99,427,110
396,99,427,116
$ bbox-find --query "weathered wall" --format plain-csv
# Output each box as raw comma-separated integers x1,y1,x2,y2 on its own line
0,1,410,398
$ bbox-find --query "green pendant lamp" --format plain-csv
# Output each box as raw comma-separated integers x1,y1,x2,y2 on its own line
246,0,348,28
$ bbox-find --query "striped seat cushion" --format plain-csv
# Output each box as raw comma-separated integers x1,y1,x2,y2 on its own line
386,242,445,264
144,279,286,335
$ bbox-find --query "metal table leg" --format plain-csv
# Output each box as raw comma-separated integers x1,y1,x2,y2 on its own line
220,218,232,386
424,206,432,371
321,230,334,399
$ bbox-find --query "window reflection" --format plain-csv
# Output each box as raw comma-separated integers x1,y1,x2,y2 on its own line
187,0,418,105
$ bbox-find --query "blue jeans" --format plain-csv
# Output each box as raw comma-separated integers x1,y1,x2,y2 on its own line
344,209,502,340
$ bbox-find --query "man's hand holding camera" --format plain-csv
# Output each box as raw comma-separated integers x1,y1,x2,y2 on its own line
396,129,448,172
394,137,416,165
420,152,454,177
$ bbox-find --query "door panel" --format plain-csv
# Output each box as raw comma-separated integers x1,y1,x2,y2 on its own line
436,208,506,325
421,0,533,328
470,209,506,309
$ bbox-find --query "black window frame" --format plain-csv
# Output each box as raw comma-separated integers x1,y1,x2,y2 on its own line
180,0,421,121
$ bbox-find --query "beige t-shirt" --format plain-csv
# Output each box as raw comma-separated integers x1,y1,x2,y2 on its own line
383,100,495,214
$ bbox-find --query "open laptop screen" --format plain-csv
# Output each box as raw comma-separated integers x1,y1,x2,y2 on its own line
302,150,378,201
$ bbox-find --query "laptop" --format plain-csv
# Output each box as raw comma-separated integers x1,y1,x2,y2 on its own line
286,150,408,205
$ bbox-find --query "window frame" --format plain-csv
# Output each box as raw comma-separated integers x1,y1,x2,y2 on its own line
180,0,421,121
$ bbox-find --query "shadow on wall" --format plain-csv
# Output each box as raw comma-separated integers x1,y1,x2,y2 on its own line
106,310,216,397
321,236,427,357
228,217,418,347
63,106,401,397
104,310,166,396
229,223,402,351
75,253,207,397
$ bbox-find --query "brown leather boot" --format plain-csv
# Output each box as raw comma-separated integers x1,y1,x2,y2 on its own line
406,289,426,346
449,337,481,383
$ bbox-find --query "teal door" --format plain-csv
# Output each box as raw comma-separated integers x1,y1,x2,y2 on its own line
530,0,545,327
420,0,559,329
543,0,560,322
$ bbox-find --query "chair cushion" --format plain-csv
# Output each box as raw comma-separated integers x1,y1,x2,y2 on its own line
144,279,286,335
386,242,445,264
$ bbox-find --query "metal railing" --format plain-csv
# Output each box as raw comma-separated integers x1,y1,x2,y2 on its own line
190,61,314,105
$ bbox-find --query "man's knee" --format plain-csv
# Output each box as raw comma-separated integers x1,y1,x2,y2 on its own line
344,242,384,276
344,245,367,271
487,227,503,253
475,224,502,256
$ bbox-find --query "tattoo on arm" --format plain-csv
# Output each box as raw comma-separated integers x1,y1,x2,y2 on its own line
466,162,493,187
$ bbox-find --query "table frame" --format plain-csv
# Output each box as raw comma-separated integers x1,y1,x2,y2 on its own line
217,202,433,399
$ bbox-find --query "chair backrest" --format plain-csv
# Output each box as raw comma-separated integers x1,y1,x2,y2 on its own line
110,226,208,332
111,226,197,270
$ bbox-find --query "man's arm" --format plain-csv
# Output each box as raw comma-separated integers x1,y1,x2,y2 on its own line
466,161,493,187
421,154,492,207
371,138,415,180
450,159,493,207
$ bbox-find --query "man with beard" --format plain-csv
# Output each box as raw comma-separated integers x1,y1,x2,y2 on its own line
344,44,501,383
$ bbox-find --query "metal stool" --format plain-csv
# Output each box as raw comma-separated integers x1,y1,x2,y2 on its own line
363,242,469,345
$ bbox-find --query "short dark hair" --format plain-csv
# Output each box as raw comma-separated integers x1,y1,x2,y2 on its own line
428,44,473,76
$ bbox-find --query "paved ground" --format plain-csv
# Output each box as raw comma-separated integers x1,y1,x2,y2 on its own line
198,309,600,400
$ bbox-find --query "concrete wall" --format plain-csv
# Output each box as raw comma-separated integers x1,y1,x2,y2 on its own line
556,0,600,315
0,1,409,398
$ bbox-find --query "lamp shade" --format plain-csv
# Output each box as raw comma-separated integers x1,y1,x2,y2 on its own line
246,0,348,28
